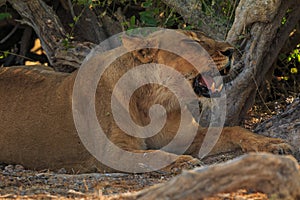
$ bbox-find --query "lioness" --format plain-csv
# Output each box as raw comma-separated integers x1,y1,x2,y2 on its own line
0,30,291,173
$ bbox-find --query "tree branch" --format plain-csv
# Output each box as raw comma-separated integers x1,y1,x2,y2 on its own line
118,153,300,200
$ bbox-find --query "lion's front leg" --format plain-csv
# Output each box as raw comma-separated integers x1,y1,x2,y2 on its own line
213,126,293,155
107,126,201,173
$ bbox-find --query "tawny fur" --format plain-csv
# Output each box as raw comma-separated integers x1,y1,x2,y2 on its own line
0,31,291,173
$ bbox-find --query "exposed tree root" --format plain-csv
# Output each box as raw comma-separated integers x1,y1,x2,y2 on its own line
116,153,300,200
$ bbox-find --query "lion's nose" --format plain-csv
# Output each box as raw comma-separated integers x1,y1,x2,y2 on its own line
221,48,234,57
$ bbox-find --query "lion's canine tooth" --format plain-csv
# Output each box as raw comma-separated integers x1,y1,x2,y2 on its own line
211,82,216,92
217,83,223,92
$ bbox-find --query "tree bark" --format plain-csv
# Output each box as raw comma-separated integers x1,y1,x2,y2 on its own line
7,0,96,72
8,0,66,66
116,153,300,200
225,0,300,125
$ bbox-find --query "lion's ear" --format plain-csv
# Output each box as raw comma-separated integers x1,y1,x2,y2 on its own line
122,34,159,63
122,34,143,50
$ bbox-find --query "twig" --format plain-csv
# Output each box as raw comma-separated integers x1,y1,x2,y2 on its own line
0,24,19,44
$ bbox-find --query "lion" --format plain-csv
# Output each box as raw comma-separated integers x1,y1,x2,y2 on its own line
0,30,292,173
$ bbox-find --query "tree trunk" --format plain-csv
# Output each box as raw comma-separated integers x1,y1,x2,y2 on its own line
8,0,67,68
116,153,300,200
7,0,112,72
225,0,300,125
157,0,300,126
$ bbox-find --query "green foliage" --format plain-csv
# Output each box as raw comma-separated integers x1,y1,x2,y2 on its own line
73,0,103,8
73,0,134,9
141,0,152,8
274,43,299,94
289,46,300,64
287,46,300,77
65,0,97,46
122,15,137,30
62,35,75,49
201,0,237,22
71,0,237,31
281,9,292,25
137,0,183,28
278,44,300,75
281,16,287,25
139,10,159,26
0,50,9,59
74,0,90,6
0,12,11,21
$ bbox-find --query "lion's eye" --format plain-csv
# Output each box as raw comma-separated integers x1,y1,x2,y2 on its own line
181,39,199,47
198,41,211,49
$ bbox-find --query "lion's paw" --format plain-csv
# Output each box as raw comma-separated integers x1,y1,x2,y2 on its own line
160,155,202,174
240,137,293,155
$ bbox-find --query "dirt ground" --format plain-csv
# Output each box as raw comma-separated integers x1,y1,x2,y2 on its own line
0,150,273,200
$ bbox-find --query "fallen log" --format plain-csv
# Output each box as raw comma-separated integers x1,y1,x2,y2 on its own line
117,153,300,200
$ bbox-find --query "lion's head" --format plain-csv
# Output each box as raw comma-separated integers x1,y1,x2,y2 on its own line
122,29,234,99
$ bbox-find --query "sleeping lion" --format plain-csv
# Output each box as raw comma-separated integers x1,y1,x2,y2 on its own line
0,30,291,173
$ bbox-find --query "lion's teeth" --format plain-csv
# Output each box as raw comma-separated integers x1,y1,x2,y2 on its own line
211,82,216,92
217,84,223,92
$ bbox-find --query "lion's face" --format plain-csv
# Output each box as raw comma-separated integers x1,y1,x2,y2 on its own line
122,30,234,99
180,31,234,98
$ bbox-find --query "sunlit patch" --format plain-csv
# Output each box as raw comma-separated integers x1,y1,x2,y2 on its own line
25,39,47,66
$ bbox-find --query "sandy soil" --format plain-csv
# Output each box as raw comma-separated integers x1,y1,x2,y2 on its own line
0,151,271,200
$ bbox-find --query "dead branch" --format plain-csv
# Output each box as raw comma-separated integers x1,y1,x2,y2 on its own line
117,153,300,200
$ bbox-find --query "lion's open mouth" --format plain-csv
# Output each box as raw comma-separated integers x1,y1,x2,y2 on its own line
193,74,223,98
